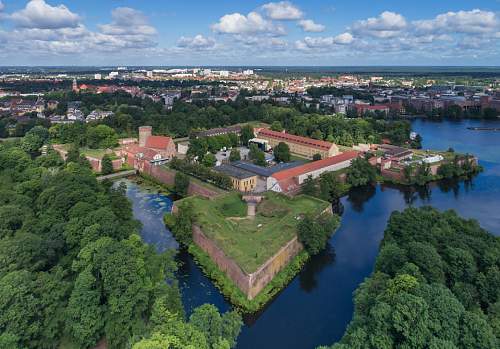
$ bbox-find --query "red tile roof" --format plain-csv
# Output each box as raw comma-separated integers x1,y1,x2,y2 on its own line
256,128,334,151
145,135,173,150
123,144,160,161
272,151,359,181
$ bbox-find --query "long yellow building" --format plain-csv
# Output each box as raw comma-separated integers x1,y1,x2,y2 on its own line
255,128,339,159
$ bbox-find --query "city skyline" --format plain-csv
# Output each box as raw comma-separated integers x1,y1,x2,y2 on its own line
0,0,499,66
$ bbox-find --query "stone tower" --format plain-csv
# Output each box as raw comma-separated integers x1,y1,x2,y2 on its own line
139,126,152,147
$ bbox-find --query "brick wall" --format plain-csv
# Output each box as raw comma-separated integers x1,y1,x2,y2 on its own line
145,164,221,199
192,225,303,300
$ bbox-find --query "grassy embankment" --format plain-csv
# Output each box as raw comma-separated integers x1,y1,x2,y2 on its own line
172,191,332,312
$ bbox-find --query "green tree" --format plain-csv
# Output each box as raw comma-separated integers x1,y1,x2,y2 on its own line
174,172,190,197
297,214,338,255
170,204,194,246
301,175,317,196
229,149,241,162
347,157,376,187
249,144,266,166
20,126,49,153
240,125,254,146
202,153,217,167
312,153,322,161
101,154,114,175
270,121,283,132
273,142,291,163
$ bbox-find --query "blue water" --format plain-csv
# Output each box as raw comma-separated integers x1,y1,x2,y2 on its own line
122,118,500,349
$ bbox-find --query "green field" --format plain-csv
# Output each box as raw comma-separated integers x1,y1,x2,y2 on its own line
59,144,118,159
178,192,330,274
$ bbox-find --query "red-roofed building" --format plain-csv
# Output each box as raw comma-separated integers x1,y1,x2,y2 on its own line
119,126,176,170
255,128,339,159
267,151,359,194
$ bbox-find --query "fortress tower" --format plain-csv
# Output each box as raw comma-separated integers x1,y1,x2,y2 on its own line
139,126,152,147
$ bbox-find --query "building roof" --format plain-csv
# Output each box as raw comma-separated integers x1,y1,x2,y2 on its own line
377,144,413,158
256,128,334,151
272,151,359,181
231,160,306,177
145,135,173,150
123,144,163,161
214,164,256,180
193,125,241,138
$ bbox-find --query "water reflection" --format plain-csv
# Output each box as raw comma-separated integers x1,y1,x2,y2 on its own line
346,185,376,212
299,243,336,293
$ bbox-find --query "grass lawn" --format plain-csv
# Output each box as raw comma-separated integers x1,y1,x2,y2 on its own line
161,165,226,195
178,192,329,274
59,144,118,159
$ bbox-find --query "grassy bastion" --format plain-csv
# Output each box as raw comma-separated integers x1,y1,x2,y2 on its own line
169,191,337,312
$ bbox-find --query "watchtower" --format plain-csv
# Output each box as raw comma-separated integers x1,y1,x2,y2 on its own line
139,126,152,147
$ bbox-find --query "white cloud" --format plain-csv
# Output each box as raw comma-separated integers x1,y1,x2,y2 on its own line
211,11,285,35
177,34,216,50
99,7,157,36
295,32,354,50
10,0,80,29
0,1,4,12
298,19,325,32
262,1,303,20
413,9,499,35
351,11,407,38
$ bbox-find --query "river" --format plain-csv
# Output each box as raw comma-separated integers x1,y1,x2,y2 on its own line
121,118,500,349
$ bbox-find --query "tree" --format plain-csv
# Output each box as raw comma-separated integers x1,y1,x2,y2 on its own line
347,157,377,187
318,172,345,202
273,142,291,163
101,154,114,175
297,214,338,255
86,125,118,149
249,144,266,166
202,153,217,167
170,204,194,246
229,149,241,162
189,304,242,349
313,153,322,161
20,126,49,153
270,121,283,132
301,175,317,196
174,172,190,197
240,125,254,146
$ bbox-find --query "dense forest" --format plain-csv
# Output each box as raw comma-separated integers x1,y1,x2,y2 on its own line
0,140,242,349
35,91,415,147
322,207,499,349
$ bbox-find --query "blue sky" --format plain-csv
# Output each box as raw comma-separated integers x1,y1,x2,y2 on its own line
0,0,499,66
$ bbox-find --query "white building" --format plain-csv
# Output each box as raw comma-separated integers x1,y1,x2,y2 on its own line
94,74,102,80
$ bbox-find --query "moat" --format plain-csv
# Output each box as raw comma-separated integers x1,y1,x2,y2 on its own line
121,118,500,349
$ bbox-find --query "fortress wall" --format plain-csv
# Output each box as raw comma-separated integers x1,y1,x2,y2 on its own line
192,225,303,300
146,165,220,199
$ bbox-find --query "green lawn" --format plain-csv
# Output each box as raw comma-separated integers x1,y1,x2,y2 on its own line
59,144,118,159
179,192,329,274
161,165,226,195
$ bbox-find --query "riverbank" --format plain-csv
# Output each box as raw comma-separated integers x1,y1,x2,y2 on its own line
167,191,337,312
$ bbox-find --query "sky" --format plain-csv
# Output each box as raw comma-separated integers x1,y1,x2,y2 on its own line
0,0,499,66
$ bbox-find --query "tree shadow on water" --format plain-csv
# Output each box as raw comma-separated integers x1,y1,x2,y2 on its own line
346,185,376,212
299,243,336,293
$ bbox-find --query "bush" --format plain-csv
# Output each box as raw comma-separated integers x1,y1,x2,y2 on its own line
101,154,113,175
170,158,232,190
174,172,190,196
297,213,339,255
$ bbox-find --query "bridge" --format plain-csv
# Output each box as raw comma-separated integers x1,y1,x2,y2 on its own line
96,169,137,181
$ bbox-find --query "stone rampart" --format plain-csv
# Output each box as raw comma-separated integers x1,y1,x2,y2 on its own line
192,225,303,299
